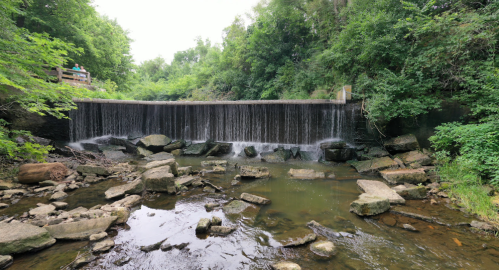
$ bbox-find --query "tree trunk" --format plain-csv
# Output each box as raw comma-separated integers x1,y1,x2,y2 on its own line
18,162,68,184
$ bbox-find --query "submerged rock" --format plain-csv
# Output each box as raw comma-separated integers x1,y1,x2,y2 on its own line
271,261,301,270
45,216,117,240
177,166,192,176
138,134,172,152
287,169,325,179
239,165,270,179
306,220,341,238
244,146,257,157
380,168,427,185
349,193,390,216
241,193,271,205
212,165,226,174
357,180,405,204
223,200,257,215
0,223,56,255
310,240,337,258
282,233,317,247
201,160,228,167
349,157,398,174
175,176,198,187
384,134,420,152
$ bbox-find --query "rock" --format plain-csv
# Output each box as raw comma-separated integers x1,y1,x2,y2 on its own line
239,165,270,179
324,148,355,162
108,207,130,224
437,191,448,198
196,218,211,233
137,147,153,157
0,204,8,209
81,210,104,219
0,181,15,190
244,146,258,157
306,220,341,238
203,186,216,193
175,176,198,187
140,239,165,252
382,216,397,226
298,151,316,161
138,134,171,152
18,162,68,184
72,254,96,269
310,240,336,258
271,261,301,270
211,216,222,226
163,140,185,152
160,242,173,251
470,220,495,231
102,150,127,160
29,204,56,216
89,232,107,241
143,159,179,176
201,160,228,167
110,195,141,208
205,144,221,157
380,168,427,185
290,147,300,158
384,134,420,152
45,216,117,240
171,149,183,156
216,142,232,155
66,183,79,191
143,166,175,193
241,193,271,205
177,166,192,176
50,191,68,201
261,149,290,163
389,208,434,222
3,189,27,196
212,165,226,174
287,169,325,179
282,233,317,247
184,142,210,156
205,203,219,211
109,137,138,154
357,180,405,204
393,185,427,199
174,243,189,250
0,223,56,255
113,256,131,266
210,226,235,235
0,255,13,269
367,147,390,158
402,224,418,231
396,150,432,166
349,157,398,174
349,193,390,216
84,175,104,184
93,238,114,253
320,141,346,150
105,179,144,200
145,152,175,161
223,200,259,215
76,165,111,176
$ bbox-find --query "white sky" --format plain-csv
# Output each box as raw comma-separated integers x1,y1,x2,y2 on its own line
93,0,261,65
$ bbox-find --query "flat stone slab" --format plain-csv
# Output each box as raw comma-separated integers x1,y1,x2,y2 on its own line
272,261,302,270
140,159,178,175
210,226,235,235
384,134,419,152
240,193,271,205
93,238,115,253
380,168,427,185
144,152,175,161
282,233,317,247
287,169,325,179
357,180,405,204
142,166,175,193
103,150,127,160
349,157,398,174
0,223,56,255
50,191,68,201
76,165,111,176
105,179,144,200
175,176,198,186
350,193,390,216
392,185,427,199
29,204,56,216
239,165,270,179
45,216,117,240
138,134,171,152
201,160,228,167
396,150,432,166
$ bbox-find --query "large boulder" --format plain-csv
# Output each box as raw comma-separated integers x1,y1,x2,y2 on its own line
244,146,257,157
396,150,432,166
240,193,271,205
357,180,405,204
18,162,68,184
325,148,355,162
102,150,127,160
104,179,144,200
287,169,325,179
384,134,419,153
261,149,290,163
163,140,185,152
138,134,172,152
109,137,137,154
380,169,427,185
45,216,117,240
350,193,390,216
184,142,210,156
239,165,270,179
29,204,56,216
349,157,398,174
0,223,56,255
137,147,153,158
76,165,111,176
140,159,178,176
320,141,346,150
142,166,175,193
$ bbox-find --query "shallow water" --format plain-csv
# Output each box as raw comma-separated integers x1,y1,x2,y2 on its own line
6,157,499,270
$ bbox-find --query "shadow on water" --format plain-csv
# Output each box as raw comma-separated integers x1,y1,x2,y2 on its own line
7,157,499,269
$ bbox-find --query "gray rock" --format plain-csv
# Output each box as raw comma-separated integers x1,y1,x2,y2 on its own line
0,181,15,190
93,238,114,253
103,150,127,160
396,150,432,166
81,210,104,219
349,157,399,174
393,158,406,169
175,176,198,187
140,159,178,176
239,165,270,179
113,256,131,266
0,223,56,255
160,242,173,251
184,142,210,156
223,200,260,218
210,226,235,235
50,191,68,201
163,140,185,152
287,169,325,179
306,220,341,239
384,134,420,152
298,151,316,161
393,185,427,199
205,203,219,211
45,216,117,240
201,160,228,167
349,193,390,216
261,149,291,163
205,144,221,157
140,239,166,252
3,189,27,196
84,175,105,184
290,147,300,158
357,180,405,204
325,148,355,162
137,147,153,157
402,224,418,231
367,147,390,158
34,186,55,193
105,179,144,200
196,218,211,233
143,166,175,193
89,232,107,241
380,168,427,185
138,134,172,152
39,180,58,187
72,254,96,269
470,220,495,231
110,195,142,208
0,255,13,269
310,240,336,258
29,204,56,216
271,261,301,270
320,141,346,150
241,193,271,205
144,152,175,161
0,204,8,209
211,216,222,226
76,165,111,176
244,146,258,157
282,233,317,247
177,166,192,176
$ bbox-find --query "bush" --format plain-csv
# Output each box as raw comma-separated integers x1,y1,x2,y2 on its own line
0,119,53,162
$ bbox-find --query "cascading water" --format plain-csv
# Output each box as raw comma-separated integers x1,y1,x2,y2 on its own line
69,100,361,146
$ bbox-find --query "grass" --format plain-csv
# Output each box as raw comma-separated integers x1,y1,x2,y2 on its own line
437,160,499,228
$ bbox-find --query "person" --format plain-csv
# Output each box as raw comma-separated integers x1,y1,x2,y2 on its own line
72,64,81,81
80,66,87,82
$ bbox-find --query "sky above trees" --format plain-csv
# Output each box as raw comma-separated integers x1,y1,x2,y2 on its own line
93,0,261,64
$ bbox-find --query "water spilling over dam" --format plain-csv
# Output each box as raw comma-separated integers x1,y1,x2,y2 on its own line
69,99,363,145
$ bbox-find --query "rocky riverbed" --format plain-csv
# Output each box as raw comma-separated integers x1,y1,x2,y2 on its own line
1,134,499,269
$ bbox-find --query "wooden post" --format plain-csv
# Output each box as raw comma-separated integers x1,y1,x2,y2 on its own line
57,67,62,83
87,72,91,85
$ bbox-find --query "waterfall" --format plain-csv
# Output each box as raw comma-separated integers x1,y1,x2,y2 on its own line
69,101,360,145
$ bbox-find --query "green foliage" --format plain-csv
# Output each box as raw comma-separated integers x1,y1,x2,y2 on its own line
0,119,53,162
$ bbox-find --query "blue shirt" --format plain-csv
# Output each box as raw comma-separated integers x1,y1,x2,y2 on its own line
72,66,81,71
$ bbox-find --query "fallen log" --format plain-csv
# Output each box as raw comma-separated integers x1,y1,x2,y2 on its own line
18,162,68,184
